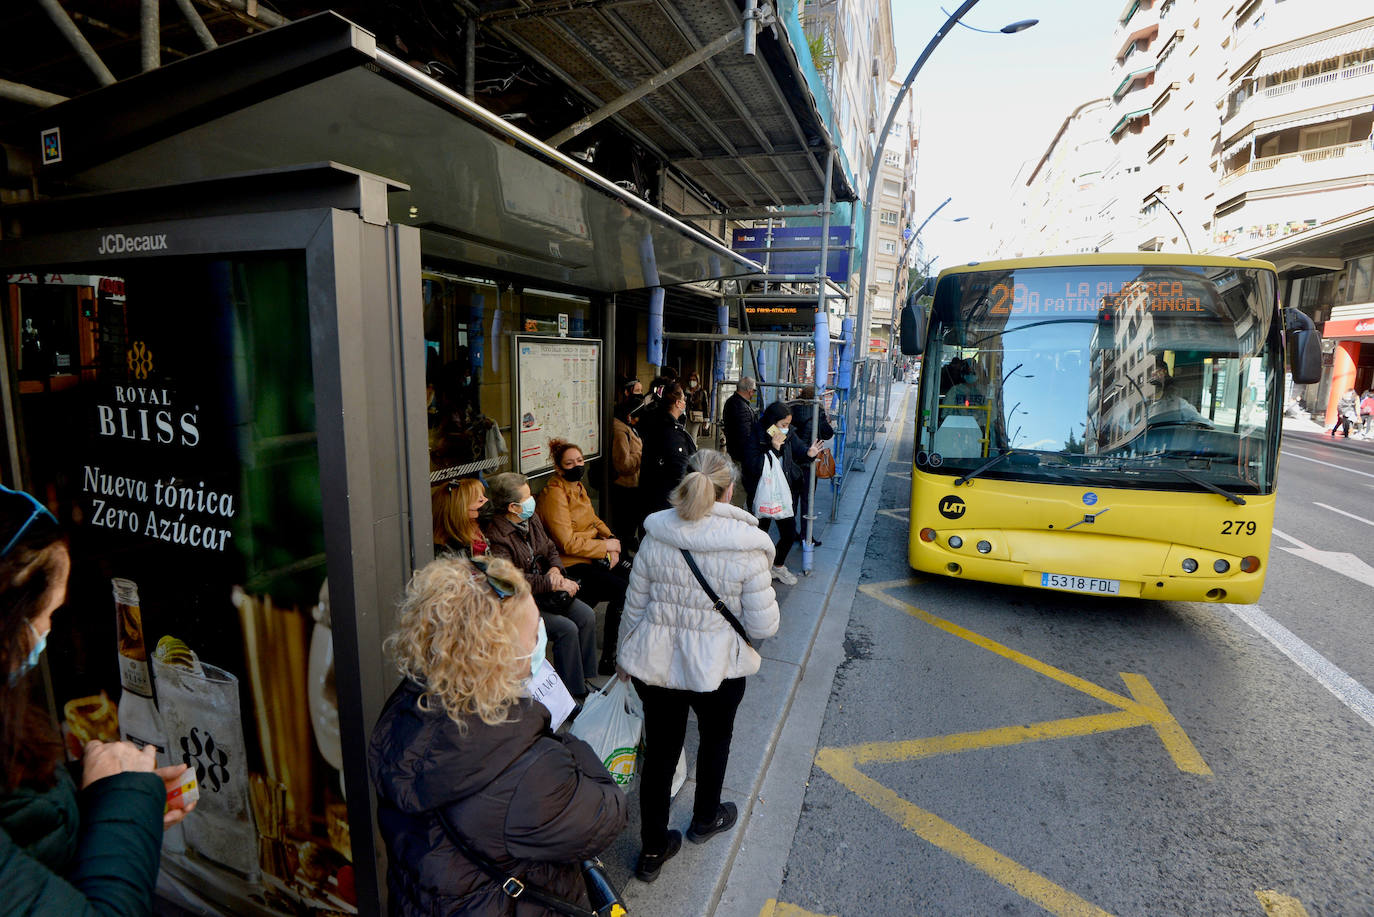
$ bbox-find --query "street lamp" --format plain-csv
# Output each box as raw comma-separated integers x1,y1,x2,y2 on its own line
1144,190,1194,253
855,2,1036,360
940,7,1040,33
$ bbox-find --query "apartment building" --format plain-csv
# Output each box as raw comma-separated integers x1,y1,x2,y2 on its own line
870,77,918,354
1215,1,1374,419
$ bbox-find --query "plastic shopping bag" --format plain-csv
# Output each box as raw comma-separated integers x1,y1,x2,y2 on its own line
753,453,794,520
570,679,644,786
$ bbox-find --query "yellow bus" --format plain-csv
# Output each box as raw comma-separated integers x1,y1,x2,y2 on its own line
897,253,1321,604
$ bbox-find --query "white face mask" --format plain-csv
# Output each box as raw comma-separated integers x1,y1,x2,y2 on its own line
525,619,548,678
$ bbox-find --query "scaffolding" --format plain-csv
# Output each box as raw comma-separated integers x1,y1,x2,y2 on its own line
656,148,855,576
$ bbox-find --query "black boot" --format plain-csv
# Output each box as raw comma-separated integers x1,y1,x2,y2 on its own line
634,831,682,883
686,802,738,844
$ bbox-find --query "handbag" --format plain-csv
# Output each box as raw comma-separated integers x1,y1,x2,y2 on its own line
814,446,835,479
679,549,754,649
688,410,706,424
437,811,627,917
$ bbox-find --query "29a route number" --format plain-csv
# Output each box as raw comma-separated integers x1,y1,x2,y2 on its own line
1220,520,1256,535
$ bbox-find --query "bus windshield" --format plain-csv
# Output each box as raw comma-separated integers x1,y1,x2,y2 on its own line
916,262,1281,495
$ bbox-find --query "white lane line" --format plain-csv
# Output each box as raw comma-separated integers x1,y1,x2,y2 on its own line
1226,604,1374,731
1280,450,1374,479
1314,502,1374,528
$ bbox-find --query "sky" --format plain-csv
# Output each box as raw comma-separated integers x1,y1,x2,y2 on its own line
888,0,1123,269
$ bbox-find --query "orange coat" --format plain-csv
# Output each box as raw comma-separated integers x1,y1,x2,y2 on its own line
535,474,614,566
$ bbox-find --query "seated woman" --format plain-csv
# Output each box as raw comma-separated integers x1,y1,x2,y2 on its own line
535,440,629,677
431,477,489,558
483,472,599,698
369,554,627,915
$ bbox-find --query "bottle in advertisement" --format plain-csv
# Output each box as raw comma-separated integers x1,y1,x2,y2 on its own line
112,577,168,756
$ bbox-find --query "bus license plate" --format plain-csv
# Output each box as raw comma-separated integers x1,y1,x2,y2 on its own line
1040,573,1121,595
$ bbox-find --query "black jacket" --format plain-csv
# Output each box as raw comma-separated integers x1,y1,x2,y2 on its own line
786,401,834,470
741,419,804,501
483,514,566,595
722,392,757,465
369,679,627,916
638,409,697,513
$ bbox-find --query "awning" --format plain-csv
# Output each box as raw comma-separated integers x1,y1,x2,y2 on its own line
16,12,761,293
478,0,854,210
1116,23,1159,61
1110,108,1151,138
1113,64,1157,100
1254,22,1374,80
1221,97,1374,160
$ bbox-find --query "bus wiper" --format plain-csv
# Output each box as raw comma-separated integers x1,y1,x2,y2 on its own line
1162,468,1247,505
954,449,1066,486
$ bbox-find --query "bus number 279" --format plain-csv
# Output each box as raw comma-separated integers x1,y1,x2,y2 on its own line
1221,520,1257,535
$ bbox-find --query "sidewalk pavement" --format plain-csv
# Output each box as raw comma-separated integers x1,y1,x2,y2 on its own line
1283,414,1374,453
600,383,912,917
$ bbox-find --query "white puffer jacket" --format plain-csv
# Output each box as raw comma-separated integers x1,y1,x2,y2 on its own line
617,502,780,692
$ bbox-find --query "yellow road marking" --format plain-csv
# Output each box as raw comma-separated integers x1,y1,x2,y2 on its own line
758,901,837,917
814,749,1114,917
857,579,1213,775
1255,890,1310,916
810,579,1216,915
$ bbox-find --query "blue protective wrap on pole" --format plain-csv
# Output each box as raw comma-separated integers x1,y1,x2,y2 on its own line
837,316,855,389
647,286,665,367
814,309,830,392
715,302,729,383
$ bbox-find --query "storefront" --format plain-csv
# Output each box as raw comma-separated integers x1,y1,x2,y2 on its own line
1,12,756,915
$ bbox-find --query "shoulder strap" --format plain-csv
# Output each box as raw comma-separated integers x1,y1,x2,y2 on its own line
680,549,754,649
436,810,596,917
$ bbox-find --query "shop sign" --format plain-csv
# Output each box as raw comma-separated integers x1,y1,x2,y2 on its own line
13,256,354,913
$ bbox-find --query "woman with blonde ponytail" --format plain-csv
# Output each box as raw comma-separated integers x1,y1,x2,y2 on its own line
615,449,779,883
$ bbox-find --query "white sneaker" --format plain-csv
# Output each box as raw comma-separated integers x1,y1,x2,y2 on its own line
771,565,798,586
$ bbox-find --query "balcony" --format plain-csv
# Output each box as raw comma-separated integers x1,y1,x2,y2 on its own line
1115,3,1160,62
1219,139,1374,191
1223,61,1374,132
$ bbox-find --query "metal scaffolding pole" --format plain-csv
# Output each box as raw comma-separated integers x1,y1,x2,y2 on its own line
35,0,117,87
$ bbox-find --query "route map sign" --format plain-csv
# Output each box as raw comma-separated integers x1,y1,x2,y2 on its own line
513,335,602,476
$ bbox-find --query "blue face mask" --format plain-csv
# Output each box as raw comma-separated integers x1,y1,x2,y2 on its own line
10,622,48,685
516,496,537,521
527,619,548,678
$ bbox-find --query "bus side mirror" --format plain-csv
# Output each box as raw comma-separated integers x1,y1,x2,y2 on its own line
899,297,927,356
1283,308,1321,385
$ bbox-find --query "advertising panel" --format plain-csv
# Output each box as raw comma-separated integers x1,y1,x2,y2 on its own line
730,226,852,283
5,256,354,914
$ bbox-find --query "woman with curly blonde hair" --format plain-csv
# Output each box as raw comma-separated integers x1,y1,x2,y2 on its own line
369,555,627,915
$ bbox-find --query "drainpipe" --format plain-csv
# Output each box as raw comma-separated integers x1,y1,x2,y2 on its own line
647,287,665,371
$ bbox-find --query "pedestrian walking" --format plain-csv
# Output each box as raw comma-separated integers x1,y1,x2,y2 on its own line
536,439,630,677
684,370,711,440
742,402,819,585
483,473,598,699
616,450,779,883
1,484,196,916
638,382,697,515
1361,389,1374,436
722,377,758,467
369,554,627,916
1330,388,1359,438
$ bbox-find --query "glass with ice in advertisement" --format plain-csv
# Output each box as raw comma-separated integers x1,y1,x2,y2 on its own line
152,637,259,879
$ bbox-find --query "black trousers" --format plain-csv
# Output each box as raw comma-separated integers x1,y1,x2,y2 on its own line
758,515,797,565
538,596,597,697
566,562,628,664
610,483,644,551
633,676,747,853
1331,415,1351,436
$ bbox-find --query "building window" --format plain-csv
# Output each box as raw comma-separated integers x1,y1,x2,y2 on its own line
1299,121,1351,152
879,210,899,226
877,267,894,284
880,239,897,254
882,178,902,196
883,150,901,167
1347,255,1373,304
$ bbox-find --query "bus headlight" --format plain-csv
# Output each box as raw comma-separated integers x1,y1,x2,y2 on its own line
976,540,992,554
1181,558,1199,573
948,535,964,549
1240,555,1261,573
919,528,937,543
1213,559,1230,574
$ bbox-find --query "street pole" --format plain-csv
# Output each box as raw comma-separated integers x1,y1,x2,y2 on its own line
1145,191,1194,254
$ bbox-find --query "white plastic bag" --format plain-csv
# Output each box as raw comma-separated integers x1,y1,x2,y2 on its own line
570,678,644,786
753,453,794,520
670,748,688,798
